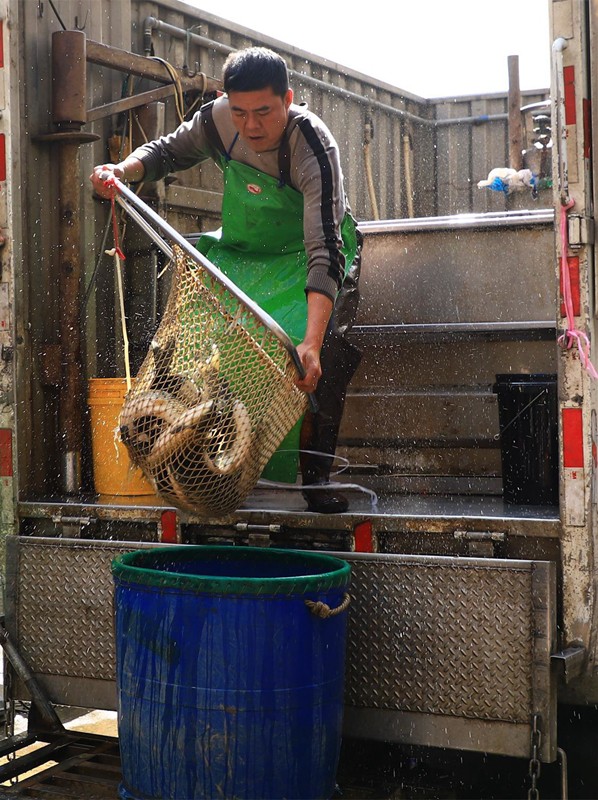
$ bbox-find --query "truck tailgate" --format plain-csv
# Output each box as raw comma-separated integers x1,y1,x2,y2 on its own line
3,536,556,765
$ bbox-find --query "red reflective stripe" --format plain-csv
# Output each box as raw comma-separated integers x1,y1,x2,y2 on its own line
354,520,374,553
160,510,178,543
562,407,584,468
0,135,6,182
0,428,12,476
560,256,580,317
564,65,577,125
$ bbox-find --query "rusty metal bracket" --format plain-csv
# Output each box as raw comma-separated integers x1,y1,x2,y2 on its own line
87,84,179,123
551,646,586,684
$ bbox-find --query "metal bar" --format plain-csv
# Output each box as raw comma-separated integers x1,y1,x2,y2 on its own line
352,321,556,334
112,180,295,352
86,84,176,123
57,142,84,492
142,17,514,130
558,747,569,800
508,55,523,170
552,38,570,204
358,208,554,235
0,736,75,783
0,626,64,734
116,196,173,260
85,39,221,93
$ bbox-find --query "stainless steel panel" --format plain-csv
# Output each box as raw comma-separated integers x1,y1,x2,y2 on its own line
356,214,555,326
6,538,556,762
341,551,556,760
341,214,557,487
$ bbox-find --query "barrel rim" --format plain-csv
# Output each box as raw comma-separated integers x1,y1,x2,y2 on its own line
112,544,351,595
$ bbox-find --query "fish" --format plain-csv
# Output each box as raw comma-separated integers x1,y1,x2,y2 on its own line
202,399,253,476
146,399,215,469
126,336,254,512
150,337,202,406
119,390,187,463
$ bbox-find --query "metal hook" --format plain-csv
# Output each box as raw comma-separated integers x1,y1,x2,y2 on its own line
187,61,200,79
74,9,89,30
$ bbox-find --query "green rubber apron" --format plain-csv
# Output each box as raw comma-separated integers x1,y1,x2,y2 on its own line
197,147,357,482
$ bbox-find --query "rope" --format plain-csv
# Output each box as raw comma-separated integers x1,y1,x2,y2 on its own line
558,198,598,379
305,592,351,619
106,189,131,391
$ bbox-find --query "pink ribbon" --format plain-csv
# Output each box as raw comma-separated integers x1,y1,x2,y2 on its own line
557,198,598,379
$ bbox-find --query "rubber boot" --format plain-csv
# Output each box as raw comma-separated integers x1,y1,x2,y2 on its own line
301,330,362,513
301,228,363,513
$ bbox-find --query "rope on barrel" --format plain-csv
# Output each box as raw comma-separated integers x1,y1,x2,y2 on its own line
305,592,351,619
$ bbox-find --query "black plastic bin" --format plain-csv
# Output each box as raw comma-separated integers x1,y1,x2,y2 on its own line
493,374,558,505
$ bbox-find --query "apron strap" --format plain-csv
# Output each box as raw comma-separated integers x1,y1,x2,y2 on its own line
277,106,308,189
200,100,229,159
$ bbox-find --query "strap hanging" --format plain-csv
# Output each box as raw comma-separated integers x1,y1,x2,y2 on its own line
558,199,598,380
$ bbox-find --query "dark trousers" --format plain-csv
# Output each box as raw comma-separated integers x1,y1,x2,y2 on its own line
300,231,363,485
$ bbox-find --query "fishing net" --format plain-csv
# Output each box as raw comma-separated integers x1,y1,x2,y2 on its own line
119,244,308,516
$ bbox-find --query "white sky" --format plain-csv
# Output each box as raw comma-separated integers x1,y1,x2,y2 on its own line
182,0,551,98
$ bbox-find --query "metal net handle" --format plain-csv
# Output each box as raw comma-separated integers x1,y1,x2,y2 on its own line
108,177,317,412
108,178,293,350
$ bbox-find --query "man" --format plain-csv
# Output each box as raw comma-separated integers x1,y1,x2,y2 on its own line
90,46,361,513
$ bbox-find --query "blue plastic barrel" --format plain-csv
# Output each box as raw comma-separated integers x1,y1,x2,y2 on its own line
112,545,351,800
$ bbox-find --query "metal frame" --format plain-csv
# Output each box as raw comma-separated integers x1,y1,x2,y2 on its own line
3,537,557,763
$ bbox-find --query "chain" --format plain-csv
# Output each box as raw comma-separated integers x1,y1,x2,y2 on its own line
528,713,542,800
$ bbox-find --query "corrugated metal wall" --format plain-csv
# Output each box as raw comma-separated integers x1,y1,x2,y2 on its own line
14,0,550,494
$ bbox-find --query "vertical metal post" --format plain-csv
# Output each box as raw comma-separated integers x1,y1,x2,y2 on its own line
36,31,99,492
57,140,84,491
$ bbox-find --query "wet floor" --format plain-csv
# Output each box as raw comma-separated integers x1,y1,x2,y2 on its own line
336,705,598,799
1,703,597,799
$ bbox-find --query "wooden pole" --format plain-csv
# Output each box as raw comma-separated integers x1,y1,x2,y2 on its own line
508,55,523,171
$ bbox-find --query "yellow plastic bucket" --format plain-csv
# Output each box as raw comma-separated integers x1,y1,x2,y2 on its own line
87,378,155,496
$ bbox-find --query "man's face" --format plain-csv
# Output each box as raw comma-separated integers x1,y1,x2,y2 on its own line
228,87,293,153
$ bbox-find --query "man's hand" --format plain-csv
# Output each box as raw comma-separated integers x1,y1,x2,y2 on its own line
89,157,145,199
89,163,125,199
295,291,333,393
295,340,322,393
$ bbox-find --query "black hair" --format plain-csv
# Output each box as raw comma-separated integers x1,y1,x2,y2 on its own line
222,47,289,98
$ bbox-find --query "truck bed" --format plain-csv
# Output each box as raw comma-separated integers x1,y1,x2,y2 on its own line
17,483,560,544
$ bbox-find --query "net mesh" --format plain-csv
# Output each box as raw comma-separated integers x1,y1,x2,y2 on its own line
119,245,307,516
